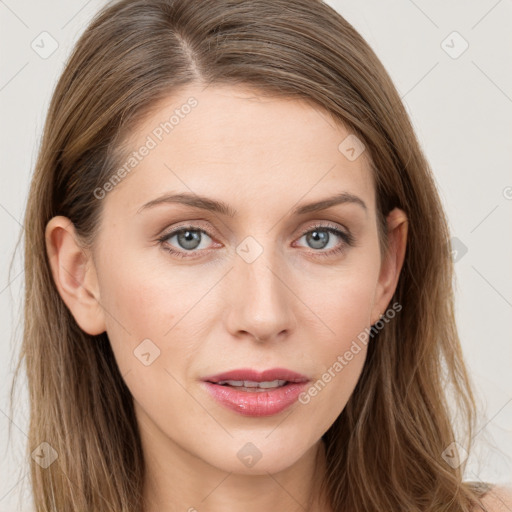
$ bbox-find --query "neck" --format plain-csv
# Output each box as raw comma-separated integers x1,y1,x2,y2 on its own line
141,428,331,512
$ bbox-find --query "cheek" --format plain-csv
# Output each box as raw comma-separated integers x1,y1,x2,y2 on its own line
98,233,191,333
307,257,379,343
96,262,202,428
96,246,216,398
295,259,378,419
94,249,183,371
296,307,371,438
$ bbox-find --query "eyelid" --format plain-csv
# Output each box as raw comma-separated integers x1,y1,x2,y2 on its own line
156,220,215,240
157,223,218,247
294,221,355,250
157,220,348,241
298,220,348,236
157,220,355,258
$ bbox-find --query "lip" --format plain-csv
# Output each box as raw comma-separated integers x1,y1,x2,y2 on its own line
201,367,310,417
202,367,310,384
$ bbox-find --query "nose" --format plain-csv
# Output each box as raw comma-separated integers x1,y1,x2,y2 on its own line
224,243,297,343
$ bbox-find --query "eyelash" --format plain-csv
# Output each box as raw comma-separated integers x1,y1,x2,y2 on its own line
156,222,355,260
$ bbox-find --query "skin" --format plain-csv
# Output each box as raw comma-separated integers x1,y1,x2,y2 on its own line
45,84,409,512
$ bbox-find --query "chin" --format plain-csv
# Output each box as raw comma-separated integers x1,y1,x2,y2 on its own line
202,433,318,475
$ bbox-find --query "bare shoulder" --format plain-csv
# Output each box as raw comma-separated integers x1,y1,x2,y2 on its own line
478,485,512,511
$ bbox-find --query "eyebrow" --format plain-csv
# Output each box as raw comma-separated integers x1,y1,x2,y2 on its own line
136,191,367,216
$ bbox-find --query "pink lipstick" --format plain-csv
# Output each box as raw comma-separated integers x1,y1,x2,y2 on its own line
201,368,310,417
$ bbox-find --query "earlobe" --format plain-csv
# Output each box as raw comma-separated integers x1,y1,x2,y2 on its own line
45,216,106,335
370,208,408,325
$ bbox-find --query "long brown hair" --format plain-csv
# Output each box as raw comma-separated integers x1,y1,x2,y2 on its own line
9,0,493,510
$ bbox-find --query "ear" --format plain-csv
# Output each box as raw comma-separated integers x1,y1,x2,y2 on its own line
370,207,408,325
45,216,106,335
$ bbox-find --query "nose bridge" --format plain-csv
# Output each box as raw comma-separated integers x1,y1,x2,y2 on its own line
226,234,295,341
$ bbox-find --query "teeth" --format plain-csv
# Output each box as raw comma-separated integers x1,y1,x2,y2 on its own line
257,380,287,389
217,379,287,388
219,380,244,386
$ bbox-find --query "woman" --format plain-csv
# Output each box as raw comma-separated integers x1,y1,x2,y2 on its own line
9,0,511,510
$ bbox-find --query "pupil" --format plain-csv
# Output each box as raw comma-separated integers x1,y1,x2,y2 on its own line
307,230,328,249
179,230,201,250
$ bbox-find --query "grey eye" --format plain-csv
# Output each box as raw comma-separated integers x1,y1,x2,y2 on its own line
304,229,330,250
165,229,212,251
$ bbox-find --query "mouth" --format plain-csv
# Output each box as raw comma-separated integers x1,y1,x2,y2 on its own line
212,379,290,392
202,367,310,384
201,367,310,417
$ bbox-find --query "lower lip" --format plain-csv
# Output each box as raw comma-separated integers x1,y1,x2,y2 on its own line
202,381,309,417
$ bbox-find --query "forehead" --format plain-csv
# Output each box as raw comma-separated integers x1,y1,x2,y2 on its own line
107,83,375,217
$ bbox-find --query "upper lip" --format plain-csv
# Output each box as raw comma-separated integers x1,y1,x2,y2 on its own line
202,367,310,384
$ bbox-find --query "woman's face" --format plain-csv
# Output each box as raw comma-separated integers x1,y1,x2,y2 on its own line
48,84,407,479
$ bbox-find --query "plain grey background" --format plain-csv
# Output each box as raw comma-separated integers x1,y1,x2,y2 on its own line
1,1,511,510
